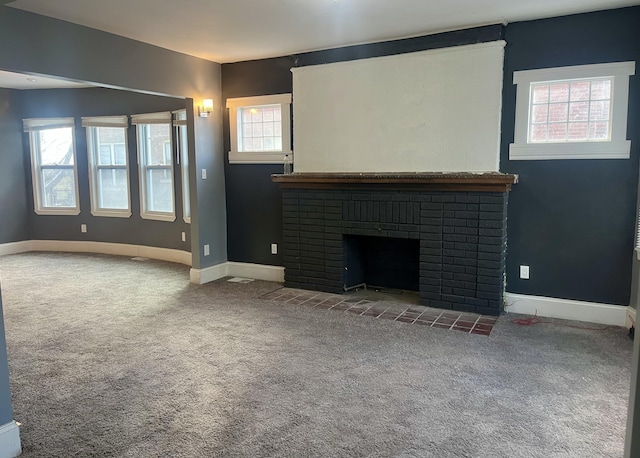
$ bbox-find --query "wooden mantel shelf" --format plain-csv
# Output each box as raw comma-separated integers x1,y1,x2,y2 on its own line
272,172,518,192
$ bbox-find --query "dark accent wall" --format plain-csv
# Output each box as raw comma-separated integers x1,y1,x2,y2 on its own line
222,57,295,266
0,88,28,244
19,87,190,250
222,27,502,266
500,7,640,306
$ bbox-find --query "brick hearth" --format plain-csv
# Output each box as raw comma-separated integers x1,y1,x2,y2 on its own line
272,173,517,316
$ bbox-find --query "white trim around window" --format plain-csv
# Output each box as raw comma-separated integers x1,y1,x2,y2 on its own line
83,115,132,218
226,94,292,164
509,61,635,160
173,109,190,223
24,117,81,215
133,112,176,222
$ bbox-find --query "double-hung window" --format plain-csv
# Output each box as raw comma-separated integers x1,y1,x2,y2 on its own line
82,116,131,217
173,109,190,223
226,94,292,164
24,117,80,215
132,112,175,221
509,61,635,160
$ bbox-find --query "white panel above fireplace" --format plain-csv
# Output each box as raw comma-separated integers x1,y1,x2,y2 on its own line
291,41,505,173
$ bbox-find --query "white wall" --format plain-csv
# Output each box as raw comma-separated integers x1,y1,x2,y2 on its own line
292,41,505,173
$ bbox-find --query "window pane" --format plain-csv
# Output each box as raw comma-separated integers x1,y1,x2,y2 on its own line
570,81,590,101
548,123,567,141
98,168,128,209
548,103,568,122
532,84,549,104
147,169,174,213
114,144,127,165
531,105,548,123
589,100,610,121
530,124,548,142
39,127,74,165
568,101,589,121
591,80,611,100
41,168,76,208
568,122,588,141
589,121,610,140
99,145,112,165
144,124,172,165
527,76,614,145
549,83,569,103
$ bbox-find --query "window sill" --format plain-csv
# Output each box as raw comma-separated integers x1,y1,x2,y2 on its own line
229,151,293,164
34,208,81,216
91,210,132,218
141,212,176,222
509,140,631,160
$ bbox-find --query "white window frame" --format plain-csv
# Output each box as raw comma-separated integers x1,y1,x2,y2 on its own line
173,109,190,223
226,93,292,164
131,112,176,222
82,116,132,218
509,61,635,160
24,117,80,215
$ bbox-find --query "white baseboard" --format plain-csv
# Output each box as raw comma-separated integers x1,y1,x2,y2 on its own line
190,262,229,285
227,262,284,283
0,421,21,458
0,241,31,257
504,292,628,326
627,307,637,329
0,240,192,266
190,262,285,285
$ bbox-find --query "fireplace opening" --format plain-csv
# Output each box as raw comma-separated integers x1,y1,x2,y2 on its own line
343,235,419,292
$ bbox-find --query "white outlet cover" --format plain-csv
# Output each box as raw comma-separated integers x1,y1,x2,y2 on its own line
271,243,278,254
204,244,210,256
201,168,207,180
519,265,530,279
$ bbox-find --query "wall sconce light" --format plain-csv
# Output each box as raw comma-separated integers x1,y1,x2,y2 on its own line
199,99,214,117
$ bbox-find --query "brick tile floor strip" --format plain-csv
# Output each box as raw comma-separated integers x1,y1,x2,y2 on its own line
260,287,496,336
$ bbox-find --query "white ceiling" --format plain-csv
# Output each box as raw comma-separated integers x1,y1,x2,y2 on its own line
7,0,640,63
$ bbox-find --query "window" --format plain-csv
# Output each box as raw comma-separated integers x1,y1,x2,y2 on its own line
24,118,80,215
226,94,292,164
173,110,190,223
83,116,131,217
510,61,635,160
131,112,175,221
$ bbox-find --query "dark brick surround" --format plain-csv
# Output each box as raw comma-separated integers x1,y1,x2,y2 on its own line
274,174,515,316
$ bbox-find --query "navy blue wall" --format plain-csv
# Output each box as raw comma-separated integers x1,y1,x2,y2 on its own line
222,57,295,266
500,7,640,305
19,87,191,251
0,89,29,244
222,7,638,306
222,27,502,266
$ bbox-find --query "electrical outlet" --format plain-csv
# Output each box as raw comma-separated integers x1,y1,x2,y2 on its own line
203,244,210,256
271,243,278,255
81,224,87,233
181,232,186,242
519,265,530,280
201,168,207,180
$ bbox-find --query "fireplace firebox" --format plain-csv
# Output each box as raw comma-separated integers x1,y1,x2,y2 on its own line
272,173,517,316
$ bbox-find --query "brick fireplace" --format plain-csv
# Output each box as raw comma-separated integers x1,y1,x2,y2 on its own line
272,173,517,316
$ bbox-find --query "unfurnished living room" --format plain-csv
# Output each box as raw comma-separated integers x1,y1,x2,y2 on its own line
0,0,639,457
